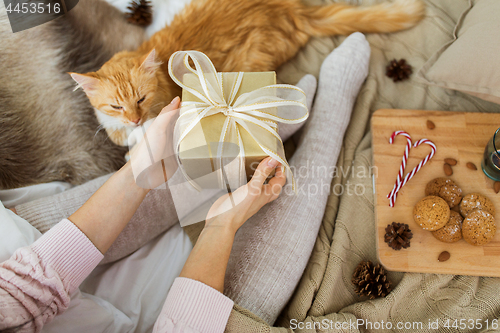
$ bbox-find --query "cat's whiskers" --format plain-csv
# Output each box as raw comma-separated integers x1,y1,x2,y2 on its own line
94,124,105,139
95,126,121,145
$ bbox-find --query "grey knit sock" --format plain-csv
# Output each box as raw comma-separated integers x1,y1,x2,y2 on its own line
278,74,317,142
224,32,371,324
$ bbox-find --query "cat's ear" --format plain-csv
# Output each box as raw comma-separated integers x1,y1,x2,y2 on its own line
140,49,161,75
69,73,100,97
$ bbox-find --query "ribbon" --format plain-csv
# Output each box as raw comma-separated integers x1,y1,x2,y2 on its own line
168,50,308,192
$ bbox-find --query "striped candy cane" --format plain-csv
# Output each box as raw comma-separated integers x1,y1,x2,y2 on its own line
388,138,437,207
387,131,413,203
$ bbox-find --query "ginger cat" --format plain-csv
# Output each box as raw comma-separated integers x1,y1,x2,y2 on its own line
71,0,425,146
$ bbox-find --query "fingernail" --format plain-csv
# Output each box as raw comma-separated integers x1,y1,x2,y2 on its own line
170,96,180,104
267,158,279,167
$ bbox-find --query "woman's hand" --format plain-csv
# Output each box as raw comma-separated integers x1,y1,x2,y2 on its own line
179,157,286,292
205,157,286,234
129,97,180,189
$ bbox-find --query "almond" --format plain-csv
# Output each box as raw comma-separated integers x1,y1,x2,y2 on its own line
494,181,500,194
438,251,450,262
466,162,477,171
444,158,457,166
443,163,453,176
427,120,435,130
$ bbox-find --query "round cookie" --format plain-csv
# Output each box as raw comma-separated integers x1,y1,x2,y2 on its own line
431,210,463,243
459,193,495,217
462,209,497,246
425,178,449,196
413,196,450,231
425,178,463,208
425,177,452,196
438,183,463,208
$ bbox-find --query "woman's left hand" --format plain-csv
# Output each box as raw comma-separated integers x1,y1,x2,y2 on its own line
205,157,286,234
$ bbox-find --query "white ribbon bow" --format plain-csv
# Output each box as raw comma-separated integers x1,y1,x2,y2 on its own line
168,50,308,192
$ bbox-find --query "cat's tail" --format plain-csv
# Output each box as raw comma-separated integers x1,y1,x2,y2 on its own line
301,0,425,37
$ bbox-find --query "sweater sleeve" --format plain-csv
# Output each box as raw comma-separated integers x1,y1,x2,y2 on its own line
0,219,103,333
153,277,234,333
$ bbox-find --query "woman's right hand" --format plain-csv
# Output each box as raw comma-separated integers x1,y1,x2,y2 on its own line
205,157,286,234
129,97,180,189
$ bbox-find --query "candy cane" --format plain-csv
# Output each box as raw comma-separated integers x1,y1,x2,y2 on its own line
388,138,437,207
387,131,413,202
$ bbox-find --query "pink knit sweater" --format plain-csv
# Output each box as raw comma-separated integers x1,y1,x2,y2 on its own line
0,219,234,333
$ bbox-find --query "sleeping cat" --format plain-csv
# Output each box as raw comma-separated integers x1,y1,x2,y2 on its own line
0,0,145,189
71,0,425,146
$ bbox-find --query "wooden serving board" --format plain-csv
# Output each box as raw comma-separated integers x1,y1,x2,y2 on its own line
372,109,500,277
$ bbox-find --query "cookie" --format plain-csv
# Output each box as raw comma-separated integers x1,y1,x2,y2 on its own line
425,178,462,208
413,196,450,231
462,209,497,246
425,178,449,196
459,193,495,217
431,210,463,243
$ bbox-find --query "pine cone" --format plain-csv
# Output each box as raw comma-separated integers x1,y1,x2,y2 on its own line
384,222,413,250
126,0,153,27
386,59,412,82
352,261,392,299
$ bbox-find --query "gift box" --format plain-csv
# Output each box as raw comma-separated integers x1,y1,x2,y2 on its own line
169,51,308,192
178,71,277,189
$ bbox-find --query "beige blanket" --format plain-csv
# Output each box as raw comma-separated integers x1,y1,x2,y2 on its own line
207,0,500,331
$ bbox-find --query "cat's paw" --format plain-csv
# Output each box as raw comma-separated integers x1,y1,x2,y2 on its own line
125,144,140,162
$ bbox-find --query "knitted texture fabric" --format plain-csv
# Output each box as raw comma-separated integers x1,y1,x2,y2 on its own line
0,220,104,332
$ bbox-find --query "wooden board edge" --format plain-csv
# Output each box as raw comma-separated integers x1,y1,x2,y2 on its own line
372,109,390,270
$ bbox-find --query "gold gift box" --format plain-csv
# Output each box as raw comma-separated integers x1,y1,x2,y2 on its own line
179,71,277,189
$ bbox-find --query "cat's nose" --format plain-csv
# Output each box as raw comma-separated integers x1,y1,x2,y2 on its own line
131,118,141,125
